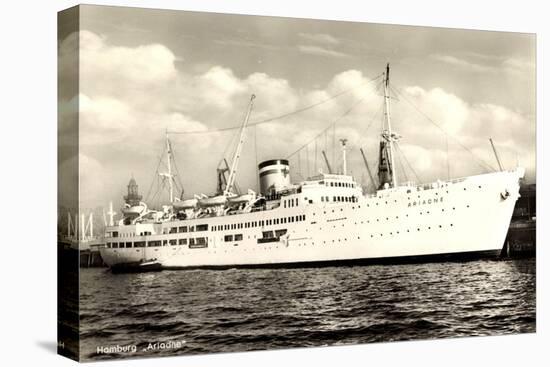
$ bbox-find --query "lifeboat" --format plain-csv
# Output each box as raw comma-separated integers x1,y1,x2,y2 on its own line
173,198,198,210
121,202,147,216
227,190,256,205
198,195,227,207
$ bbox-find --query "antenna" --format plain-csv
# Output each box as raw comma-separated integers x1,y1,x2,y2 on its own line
340,139,348,175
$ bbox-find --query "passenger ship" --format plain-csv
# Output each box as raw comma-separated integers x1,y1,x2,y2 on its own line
99,65,524,272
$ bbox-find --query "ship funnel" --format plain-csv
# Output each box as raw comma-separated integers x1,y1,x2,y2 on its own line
258,159,290,195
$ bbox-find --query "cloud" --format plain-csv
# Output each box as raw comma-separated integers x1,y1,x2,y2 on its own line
430,53,535,78
298,32,340,45
298,45,351,59
58,30,535,209
430,54,494,73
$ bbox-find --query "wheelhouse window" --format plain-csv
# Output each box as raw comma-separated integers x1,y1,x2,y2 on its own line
224,235,233,242
125,242,132,248
169,227,177,234
169,239,177,246
134,241,146,248
235,234,243,241
179,238,187,245
178,226,187,233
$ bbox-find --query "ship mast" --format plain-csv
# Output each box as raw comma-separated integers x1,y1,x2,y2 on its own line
383,63,398,188
224,94,256,196
158,131,176,203
166,133,173,203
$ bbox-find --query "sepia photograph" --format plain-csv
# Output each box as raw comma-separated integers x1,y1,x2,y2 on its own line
57,4,536,362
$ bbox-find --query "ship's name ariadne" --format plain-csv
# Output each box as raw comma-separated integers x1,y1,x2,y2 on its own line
408,197,444,207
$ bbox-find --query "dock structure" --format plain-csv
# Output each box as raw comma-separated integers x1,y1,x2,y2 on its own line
58,210,107,267
503,183,536,257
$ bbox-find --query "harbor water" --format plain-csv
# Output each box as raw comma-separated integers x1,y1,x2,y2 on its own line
79,258,536,361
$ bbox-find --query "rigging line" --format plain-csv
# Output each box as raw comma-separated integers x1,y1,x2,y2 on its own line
144,148,166,202
389,84,495,172
395,147,409,182
395,142,421,183
169,144,185,195
167,73,384,135
285,91,373,160
355,101,385,149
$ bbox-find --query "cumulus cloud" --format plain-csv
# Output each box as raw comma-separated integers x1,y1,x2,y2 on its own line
58,30,535,209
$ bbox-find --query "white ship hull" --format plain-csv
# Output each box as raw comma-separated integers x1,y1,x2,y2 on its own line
100,169,523,271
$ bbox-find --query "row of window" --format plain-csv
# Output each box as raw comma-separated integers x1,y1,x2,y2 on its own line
283,197,299,208
320,196,357,203
166,223,209,234
326,181,355,188
212,215,306,232
107,237,208,248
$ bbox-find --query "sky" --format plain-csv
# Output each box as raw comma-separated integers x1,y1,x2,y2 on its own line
58,5,536,211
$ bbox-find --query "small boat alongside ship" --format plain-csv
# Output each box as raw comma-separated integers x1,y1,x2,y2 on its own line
99,64,525,273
